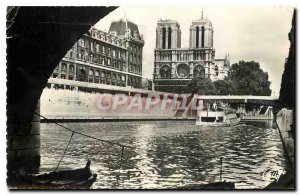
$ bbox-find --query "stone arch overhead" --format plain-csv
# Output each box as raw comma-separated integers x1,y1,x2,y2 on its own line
7,6,117,176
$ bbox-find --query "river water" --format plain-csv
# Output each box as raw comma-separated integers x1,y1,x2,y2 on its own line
40,121,287,189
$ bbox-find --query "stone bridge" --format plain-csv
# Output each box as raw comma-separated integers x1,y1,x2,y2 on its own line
7,6,117,176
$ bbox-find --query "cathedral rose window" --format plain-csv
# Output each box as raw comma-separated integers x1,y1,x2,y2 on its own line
177,64,190,78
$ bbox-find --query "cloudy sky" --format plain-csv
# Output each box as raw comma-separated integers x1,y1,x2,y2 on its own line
95,6,294,95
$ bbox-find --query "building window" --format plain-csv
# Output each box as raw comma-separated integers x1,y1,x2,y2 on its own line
69,65,74,73
90,42,94,51
194,65,205,78
137,66,140,73
95,70,100,83
61,63,67,72
89,69,94,82
112,73,117,80
85,40,89,49
160,65,171,78
168,27,172,49
130,54,133,62
162,27,166,49
201,26,205,48
94,55,98,64
196,26,200,48
78,38,84,47
96,44,100,52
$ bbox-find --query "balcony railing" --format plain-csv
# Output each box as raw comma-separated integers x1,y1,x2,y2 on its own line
155,48,212,61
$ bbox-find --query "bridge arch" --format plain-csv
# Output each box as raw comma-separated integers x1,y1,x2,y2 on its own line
7,6,117,176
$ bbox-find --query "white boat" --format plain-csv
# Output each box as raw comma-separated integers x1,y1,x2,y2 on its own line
196,104,241,126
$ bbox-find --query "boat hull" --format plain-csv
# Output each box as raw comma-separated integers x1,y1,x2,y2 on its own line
196,110,241,127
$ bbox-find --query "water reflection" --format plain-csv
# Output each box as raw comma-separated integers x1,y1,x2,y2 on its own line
40,121,287,189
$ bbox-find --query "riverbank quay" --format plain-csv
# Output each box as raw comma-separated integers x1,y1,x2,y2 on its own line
266,108,295,189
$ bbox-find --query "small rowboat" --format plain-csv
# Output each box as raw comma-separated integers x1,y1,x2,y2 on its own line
8,160,97,189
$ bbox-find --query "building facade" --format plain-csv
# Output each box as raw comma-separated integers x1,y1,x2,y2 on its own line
51,18,144,88
153,16,230,93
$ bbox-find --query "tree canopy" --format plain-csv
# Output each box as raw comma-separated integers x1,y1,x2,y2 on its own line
188,77,218,95
187,61,272,96
229,61,271,96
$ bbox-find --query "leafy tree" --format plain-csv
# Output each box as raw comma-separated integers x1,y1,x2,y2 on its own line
187,77,218,95
213,78,236,95
186,61,271,96
229,61,271,96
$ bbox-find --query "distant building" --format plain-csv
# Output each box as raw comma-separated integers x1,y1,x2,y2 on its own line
50,18,144,88
153,14,230,93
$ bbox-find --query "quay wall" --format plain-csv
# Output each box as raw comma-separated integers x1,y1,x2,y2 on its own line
275,108,294,170
40,88,193,120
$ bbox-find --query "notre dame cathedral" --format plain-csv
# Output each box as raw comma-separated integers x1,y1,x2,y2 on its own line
153,14,230,93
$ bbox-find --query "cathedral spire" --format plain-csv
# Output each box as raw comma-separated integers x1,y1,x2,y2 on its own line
201,9,203,19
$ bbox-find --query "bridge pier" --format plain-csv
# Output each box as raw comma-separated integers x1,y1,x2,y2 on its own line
7,101,41,176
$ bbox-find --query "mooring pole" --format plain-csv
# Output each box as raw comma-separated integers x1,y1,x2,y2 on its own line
220,157,223,182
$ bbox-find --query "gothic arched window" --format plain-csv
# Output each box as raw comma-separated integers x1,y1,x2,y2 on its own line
162,27,166,49
168,27,172,49
201,26,205,47
160,65,171,78
196,26,200,48
194,65,205,78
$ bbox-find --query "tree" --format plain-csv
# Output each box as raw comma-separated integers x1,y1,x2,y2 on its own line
229,61,271,96
186,61,271,96
187,77,218,95
213,78,236,95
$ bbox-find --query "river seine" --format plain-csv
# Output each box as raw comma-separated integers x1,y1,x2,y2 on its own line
40,121,287,189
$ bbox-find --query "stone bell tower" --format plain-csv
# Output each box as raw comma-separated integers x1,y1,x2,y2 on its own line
156,19,181,49
189,11,214,49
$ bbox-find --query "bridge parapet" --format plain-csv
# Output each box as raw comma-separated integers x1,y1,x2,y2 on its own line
196,95,279,106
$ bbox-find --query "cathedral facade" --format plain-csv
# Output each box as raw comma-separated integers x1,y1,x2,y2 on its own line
153,16,230,93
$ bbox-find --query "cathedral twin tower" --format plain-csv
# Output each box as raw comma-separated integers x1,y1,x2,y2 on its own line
156,18,213,49
153,15,229,93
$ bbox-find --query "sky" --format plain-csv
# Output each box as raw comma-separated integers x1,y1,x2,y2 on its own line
95,6,294,95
